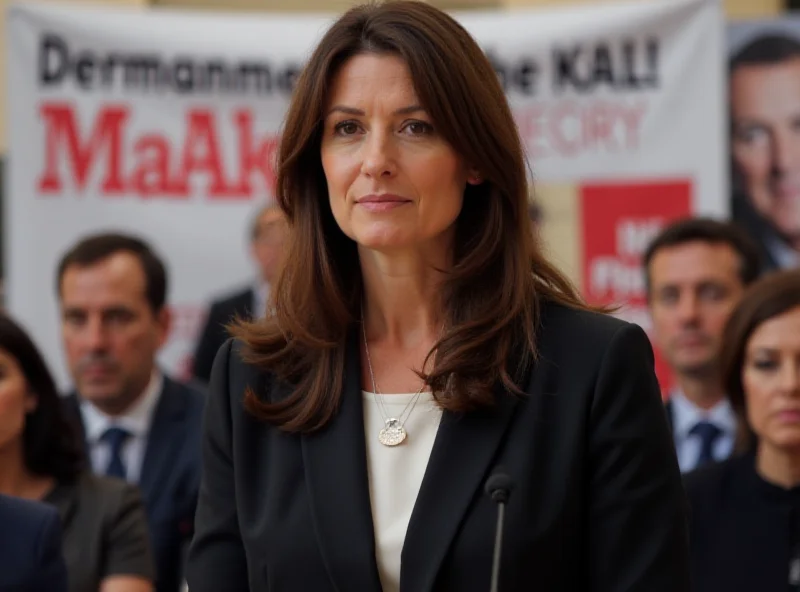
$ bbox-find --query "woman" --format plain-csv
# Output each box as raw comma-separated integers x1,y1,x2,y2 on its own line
186,2,689,591
685,269,800,592
0,312,155,592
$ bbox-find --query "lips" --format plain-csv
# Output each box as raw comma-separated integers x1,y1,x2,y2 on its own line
81,365,116,379
776,409,800,424
356,194,410,204
356,193,411,212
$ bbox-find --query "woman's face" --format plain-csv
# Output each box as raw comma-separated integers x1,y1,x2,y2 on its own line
0,348,36,453
742,305,800,452
320,53,476,256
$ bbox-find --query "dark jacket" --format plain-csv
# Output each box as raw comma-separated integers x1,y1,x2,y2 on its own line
45,472,155,592
684,452,800,592
0,493,68,592
191,288,254,384
187,301,690,591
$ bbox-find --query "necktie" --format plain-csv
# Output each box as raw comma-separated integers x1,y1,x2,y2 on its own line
101,426,131,480
690,421,722,469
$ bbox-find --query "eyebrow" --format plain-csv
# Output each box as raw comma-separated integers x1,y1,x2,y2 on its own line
325,104,426,117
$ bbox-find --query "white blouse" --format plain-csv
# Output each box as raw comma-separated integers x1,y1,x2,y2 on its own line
362,390,442,592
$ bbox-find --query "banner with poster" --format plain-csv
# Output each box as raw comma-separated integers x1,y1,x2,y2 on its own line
5,0,725,393
728,18,800,272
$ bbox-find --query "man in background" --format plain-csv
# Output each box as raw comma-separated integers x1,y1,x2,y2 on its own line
644,218,761,472
191,204,287,383
729,33,800,270
57,233,205,592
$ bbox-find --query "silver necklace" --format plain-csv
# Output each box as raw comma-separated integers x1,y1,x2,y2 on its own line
361,310,429,447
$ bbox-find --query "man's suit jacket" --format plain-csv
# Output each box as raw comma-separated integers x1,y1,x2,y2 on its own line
187,301,691,592
191,288,254,384
63,376,205,592
0,494,68,592
731,191,783,272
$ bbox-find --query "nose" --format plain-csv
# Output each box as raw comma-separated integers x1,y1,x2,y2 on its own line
779,361,800,397
675,293,700,325
770,127,800,177
360,131,396,179
82,316,110,353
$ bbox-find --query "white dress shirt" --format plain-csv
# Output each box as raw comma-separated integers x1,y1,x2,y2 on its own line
79,371,164,484
764,234,800,269
670,389,737,473
252,280,271,319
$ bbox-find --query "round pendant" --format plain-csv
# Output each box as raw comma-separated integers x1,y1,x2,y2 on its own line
378,418,407,446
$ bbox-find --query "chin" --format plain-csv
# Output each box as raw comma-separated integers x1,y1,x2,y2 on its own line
353,228,416,251
770,429,800,452
80,385,119,403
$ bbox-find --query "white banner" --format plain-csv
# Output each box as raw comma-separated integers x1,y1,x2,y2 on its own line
5,0,725,391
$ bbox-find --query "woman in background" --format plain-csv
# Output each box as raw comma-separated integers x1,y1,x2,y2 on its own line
685,269,800,592
0,312,155,592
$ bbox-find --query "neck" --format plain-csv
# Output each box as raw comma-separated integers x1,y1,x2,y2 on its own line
0,441,47,500
757,443,800,489
98,369,156,417
675,373,725,411
359,245,448,347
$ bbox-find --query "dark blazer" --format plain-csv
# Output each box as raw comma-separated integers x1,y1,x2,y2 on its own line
191,288,254,384
186,302,691,592
731,190,784,272
45,472,155,592
0,494,68,592
63,375,205,592
684,452,800,592
664,399,674,432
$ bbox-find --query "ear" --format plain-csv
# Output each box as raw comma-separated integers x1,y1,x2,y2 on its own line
24,390,38,414
155,306,173,349
466,166,483,186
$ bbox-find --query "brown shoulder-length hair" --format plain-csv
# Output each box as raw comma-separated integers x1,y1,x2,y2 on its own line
720,269,800,453
232,0,591,432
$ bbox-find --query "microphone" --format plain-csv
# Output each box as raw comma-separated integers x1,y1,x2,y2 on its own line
485,468,514,592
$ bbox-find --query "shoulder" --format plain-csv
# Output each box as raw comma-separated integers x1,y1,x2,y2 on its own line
163,375,207,414
210,287,253,311
212,337,269,387
0,493,60,535
207,338,276,421
0,495,65,589
536,300,651,366
683,454,750,507
68,472,144,510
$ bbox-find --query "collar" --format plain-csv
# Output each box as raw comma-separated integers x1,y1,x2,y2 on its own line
253,280,271,317
764,233,800,269
255,279,270,300
670,389,737,440
80,370,164,444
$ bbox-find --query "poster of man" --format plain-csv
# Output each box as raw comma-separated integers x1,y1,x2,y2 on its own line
729,19,800,271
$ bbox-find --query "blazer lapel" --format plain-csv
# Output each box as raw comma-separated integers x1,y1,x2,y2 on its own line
400,381,522,592
139,378,185,507
663,399,675,435
301,330,383,592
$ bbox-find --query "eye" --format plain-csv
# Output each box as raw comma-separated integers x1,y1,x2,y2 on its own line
752,358,778,371
402,121,434,136
698,284,726,302
334,120,361,136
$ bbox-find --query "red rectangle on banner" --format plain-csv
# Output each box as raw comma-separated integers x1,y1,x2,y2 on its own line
580,180,693,395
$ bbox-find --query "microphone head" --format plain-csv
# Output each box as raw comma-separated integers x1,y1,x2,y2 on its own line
485,470,514,504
